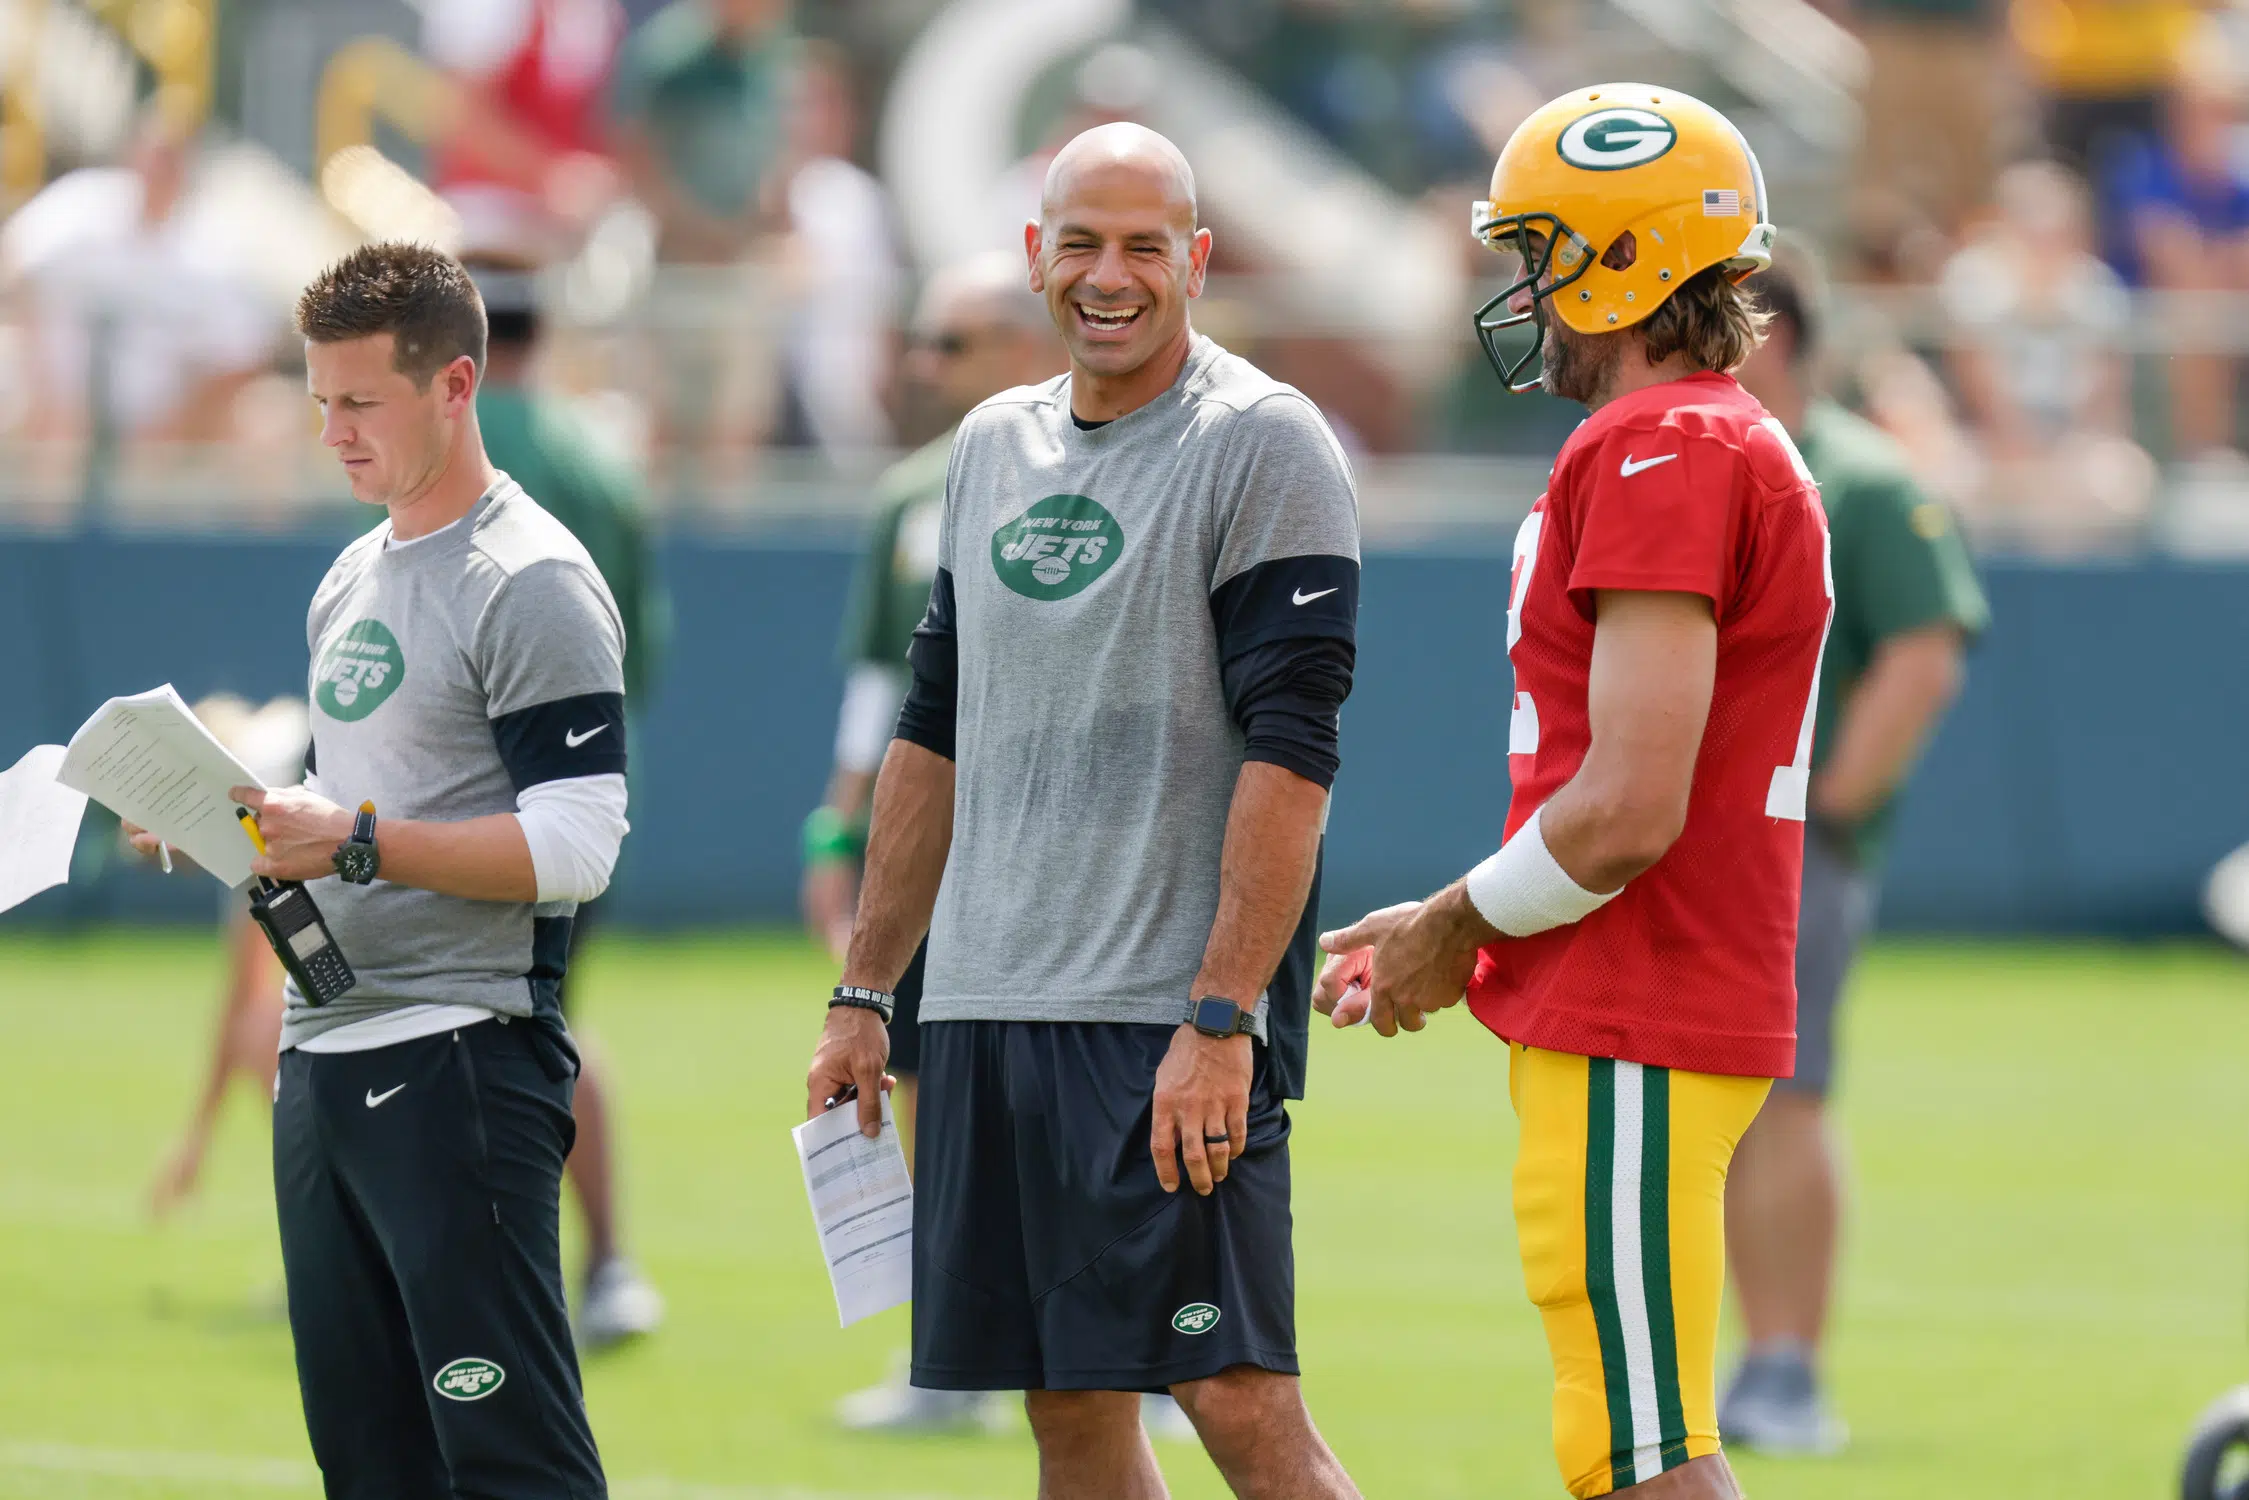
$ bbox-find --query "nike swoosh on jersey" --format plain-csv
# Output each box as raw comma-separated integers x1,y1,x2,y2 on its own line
1619,453,1679,477
1291,587,1340,606
564,724,610,748
365,1084,406,1109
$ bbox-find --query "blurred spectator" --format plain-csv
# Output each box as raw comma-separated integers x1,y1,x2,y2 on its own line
1856,346,1986,510
1936,160,2157,549
612,0,796,475
612,0,793,264
1422,178,1584,455
0,106,277,446
2014,0,2201,183
146,694,305,1221
2108,34,2249,457
463,252,671,1348
1848,0,2011,279
423,0,628,259
980,44,1154,261
774,40,901,458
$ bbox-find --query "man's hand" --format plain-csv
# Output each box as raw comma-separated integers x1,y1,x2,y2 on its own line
230,785,352,882
805,1003,893,1139
1314,901,1421,1026
1150,1025,1251,1196
119,819,199,874
1318,887,1491,1037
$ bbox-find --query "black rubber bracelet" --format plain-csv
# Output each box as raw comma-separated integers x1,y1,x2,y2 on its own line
829,987,894,1025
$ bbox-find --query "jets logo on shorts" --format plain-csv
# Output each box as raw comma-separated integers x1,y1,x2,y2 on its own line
991,494,1123,600
1171,1302,1221,1336
432,1357,506,1401
1556,108,1677,171
313,619,405,722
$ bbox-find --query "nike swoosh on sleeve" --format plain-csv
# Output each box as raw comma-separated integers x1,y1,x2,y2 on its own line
1619,453,1679,477
1291,587,1340,606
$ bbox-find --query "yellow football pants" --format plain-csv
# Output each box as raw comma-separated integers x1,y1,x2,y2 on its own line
1509,1043,1772,1497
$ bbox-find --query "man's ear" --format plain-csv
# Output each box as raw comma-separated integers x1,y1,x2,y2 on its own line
1185,227,1213,298
1025,219,1045,294
442,354,478,416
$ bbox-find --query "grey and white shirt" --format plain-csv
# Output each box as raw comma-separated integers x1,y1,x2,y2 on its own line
896,335,1360,1098
282,476,628,1051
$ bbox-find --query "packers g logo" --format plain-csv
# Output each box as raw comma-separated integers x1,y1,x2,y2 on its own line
1556,108,1677,171
314,618,405,722
991,494,1123,601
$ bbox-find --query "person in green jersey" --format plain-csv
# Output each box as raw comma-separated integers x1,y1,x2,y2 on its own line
612,0,797,467
466,254,672,1351
806,253,1074,1434
1722,245,1990,1454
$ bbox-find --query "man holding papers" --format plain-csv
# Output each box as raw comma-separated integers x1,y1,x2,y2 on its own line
232,244,624,1499
805,127,1362,1498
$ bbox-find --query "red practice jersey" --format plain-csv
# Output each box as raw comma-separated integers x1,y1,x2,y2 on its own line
1467,371,1833,1078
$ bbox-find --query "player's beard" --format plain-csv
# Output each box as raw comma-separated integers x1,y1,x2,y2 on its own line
1540,316,1624,407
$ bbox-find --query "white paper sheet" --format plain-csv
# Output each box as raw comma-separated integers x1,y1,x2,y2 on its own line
56,685,266,889
0,745,88,915
793,1092,913,1327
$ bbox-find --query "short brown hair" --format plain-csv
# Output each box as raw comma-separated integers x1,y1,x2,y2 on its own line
1638,264,1770,374
296,242,486,386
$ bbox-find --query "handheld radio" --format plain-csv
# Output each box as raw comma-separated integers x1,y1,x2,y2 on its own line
237,806,357,1006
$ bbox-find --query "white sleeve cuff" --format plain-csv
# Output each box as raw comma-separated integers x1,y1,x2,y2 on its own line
835,663,908,776
1464,805,1621,938
516,774,629,904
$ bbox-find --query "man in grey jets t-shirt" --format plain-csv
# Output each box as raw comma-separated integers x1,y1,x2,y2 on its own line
806,125,1364,1499
230,246,621,1499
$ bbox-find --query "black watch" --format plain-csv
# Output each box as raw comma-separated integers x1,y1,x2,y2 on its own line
1189,995,1255,1039
332,802,380,885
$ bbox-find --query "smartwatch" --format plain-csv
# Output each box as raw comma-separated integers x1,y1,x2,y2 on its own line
332,802,380,885
1189,995,1255,1039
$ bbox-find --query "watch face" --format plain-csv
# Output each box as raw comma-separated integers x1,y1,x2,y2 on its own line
335,843,377,884
1192,997,1242,1036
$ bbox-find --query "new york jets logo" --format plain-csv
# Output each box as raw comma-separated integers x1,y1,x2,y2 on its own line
432,1357,505,1401
1556,108,1677,171
991,494,1123,600
1171,1302,1221,1336
314,618,405,722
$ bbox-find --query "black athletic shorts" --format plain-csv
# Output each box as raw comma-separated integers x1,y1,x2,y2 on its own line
274,1020,604,1499
910,1019,1298,1393
1783,826,1875,1098
888,939,926,1076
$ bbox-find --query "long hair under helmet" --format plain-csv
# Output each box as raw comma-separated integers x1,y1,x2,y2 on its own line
1472,84,1777,393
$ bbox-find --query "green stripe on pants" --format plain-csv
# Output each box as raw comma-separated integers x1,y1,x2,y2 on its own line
1584,1057,1636,1492
1640,1064,1690,1473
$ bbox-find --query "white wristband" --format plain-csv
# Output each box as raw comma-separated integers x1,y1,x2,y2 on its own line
1464,805,1621,937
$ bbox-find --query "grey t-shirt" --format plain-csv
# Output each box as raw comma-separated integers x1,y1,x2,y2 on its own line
922,335,1360,1040
281,476,628,1050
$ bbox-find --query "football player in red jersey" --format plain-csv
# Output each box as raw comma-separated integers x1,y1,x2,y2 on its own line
1315,86,1832,1499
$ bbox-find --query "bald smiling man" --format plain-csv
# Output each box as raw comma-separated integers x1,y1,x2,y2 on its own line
806,125,1364,1498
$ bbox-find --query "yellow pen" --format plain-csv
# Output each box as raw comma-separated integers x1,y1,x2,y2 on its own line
236,806,269,857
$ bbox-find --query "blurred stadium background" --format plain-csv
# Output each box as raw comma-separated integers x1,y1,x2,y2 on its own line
1,0,2247,1496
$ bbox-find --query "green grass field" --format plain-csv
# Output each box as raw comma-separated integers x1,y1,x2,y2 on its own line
1,931,2244,1499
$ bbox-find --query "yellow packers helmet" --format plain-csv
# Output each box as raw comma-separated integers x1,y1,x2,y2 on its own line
1471,84,1776,392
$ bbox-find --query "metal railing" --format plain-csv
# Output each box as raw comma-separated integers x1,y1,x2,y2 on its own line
3,272,2248,554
